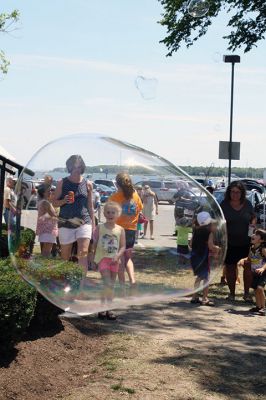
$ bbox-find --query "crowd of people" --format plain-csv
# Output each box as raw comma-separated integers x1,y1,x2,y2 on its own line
3,164,266,318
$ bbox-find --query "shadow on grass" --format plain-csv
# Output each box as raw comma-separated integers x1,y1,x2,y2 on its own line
152,332,266,399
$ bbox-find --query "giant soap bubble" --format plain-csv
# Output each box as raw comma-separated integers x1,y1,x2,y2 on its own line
9,133,226,316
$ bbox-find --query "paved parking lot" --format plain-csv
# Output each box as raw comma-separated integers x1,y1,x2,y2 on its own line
21,204,176,251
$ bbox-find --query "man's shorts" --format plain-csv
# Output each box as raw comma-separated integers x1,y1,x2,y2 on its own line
59,224,92,245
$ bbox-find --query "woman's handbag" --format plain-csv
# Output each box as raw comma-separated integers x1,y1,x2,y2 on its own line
138,212,148,224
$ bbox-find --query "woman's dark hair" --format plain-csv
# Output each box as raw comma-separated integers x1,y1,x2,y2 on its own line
116,172,134,200
254,228,266,243
66,155,86,174
37,183,51,199
224,181,246,204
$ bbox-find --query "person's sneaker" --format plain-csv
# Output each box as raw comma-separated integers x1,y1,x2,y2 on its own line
258,308,265,316
249,306,260,313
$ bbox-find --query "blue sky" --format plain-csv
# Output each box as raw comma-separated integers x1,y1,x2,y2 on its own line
1,0,266,170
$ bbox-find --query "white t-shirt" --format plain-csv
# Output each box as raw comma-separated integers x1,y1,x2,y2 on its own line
4,186,17,209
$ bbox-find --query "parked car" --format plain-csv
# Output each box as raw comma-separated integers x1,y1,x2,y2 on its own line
94,179,117,191
213,188,264,222
134,179,183,204
232,178,265,194
94,183,115,203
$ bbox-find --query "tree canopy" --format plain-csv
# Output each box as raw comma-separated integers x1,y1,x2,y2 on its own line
0,10,19,74
158,0,266,56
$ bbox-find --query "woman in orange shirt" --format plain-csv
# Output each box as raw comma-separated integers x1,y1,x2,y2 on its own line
109,173,142,289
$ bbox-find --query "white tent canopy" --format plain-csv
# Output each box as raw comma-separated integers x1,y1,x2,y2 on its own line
0,144,16,161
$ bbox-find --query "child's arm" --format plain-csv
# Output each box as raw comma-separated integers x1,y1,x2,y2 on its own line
112,228,126,263
237,257,249,268
87,181,95,231
208,232,220,254
39,200,57,218
154,193,159,214
255,262,266,275
89,226,99,262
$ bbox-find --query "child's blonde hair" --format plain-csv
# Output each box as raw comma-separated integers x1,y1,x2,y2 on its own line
104,201,122,217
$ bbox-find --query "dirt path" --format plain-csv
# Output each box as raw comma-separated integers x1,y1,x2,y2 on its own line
63,292,266,400
1,287,266,400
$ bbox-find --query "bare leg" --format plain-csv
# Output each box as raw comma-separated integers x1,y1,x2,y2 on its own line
60,243,73,261
191,276,201,301
144,222,148,237
41,242,54,257
150,220,154,238
77,237,90,276
256,286,265,309
225,264,237,297
118,257,126,285
126,258,136,285
243,266,253,296
202,279,209,302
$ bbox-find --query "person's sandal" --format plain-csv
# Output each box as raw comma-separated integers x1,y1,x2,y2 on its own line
106,311,117,320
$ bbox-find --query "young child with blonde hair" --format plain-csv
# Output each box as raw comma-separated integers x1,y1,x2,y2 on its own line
92,201,126,320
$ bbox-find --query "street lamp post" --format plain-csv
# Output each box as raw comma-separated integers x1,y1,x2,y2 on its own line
223,55,240,185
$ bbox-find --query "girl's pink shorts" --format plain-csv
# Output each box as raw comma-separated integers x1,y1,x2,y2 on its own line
98,257,119,273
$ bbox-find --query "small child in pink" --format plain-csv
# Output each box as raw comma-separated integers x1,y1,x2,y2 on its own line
92,201,126,320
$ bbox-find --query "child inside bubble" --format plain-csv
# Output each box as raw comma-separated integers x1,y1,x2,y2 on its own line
176,216,192,265
190,211,220,306
91,201,126,320
36,183,58,257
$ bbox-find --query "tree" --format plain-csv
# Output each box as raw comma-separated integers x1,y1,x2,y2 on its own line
158,0,266,55
0,10,19,74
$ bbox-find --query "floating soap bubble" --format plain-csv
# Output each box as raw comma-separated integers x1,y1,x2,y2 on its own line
9,133,226,316
187,0,209,17
135,75,158,100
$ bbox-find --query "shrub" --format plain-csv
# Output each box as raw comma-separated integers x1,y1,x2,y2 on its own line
1,254,83,347
0,258,37,352
9,226,36,259
29,259,83,326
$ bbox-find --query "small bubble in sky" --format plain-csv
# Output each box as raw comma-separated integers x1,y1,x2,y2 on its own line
135,76,158,100
187,0,209,18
